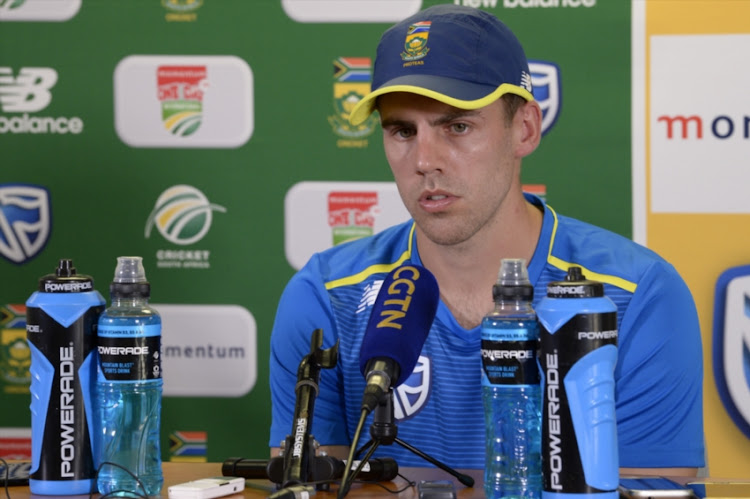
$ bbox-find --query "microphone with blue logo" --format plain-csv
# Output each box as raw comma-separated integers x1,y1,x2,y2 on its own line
338,264,473,499
358,264,439,413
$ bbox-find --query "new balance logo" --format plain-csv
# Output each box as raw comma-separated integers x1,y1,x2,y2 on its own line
0,67,56,112
0,67,83,134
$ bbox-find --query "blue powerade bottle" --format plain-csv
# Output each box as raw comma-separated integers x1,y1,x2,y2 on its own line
25,259,105,495
537,267,618,499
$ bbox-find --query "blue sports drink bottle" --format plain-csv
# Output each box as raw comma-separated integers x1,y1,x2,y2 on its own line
25,259,105,495
537,266,619,499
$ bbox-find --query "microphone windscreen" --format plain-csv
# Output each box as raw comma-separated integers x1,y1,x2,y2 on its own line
359,264,439,387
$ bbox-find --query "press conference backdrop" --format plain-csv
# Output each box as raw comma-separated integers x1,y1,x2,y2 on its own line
0,0,747,477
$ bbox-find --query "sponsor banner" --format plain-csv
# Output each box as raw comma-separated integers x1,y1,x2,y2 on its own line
650,35,750,214
529,61,562,136
0,67,84,135
282,0,422,23
0,304,29,393
328,57,377,148
633,0,750,476
156,304,256,397
284,182,411,270
713,266,750,440
114,55,253,148
145,185,225,270
0,0,80,21
0,184,51,265
0,427,31,460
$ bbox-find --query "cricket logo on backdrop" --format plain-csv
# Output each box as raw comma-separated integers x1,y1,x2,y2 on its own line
157,66,207,137
0,184,51,265
714,265,750,439
328,57,377,148
145,185,225,246
327,191,379,245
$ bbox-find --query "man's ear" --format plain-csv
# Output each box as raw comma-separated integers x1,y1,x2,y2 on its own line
515,100,542,158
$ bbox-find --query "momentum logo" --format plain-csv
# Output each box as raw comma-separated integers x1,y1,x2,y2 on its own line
713,265,750,440
657,114,750,140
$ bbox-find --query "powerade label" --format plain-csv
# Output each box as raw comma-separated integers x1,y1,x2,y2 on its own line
481,326,540,386
25,304,101,483
97,324,161,381
539,311,617,494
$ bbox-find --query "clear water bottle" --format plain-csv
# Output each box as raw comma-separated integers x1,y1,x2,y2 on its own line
480,258,542,499
95,256,163,496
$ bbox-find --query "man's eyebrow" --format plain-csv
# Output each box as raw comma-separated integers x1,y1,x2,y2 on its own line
380,109,480,129
380,117,411,129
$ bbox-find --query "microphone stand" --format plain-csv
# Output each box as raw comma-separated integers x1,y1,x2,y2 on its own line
276,329,340,490
349,389,475,488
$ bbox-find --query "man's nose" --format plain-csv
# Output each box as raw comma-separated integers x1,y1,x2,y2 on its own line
414,130,443,175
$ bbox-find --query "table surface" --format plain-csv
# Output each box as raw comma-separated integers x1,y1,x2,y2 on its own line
5,461,487,498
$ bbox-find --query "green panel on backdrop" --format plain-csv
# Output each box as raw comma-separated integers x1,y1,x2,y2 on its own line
0,0,631,462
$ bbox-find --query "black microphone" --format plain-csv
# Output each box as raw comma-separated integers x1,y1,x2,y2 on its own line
358,264,439,412
281,329,338,488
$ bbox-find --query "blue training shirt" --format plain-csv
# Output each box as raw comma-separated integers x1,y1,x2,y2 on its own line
269,195,705,469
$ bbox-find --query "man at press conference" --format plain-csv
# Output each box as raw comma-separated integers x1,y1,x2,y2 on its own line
268,3,704,479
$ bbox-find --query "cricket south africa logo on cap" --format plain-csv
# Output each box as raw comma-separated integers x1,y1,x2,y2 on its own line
0,184,51,265
328,57,376,147
714,265,750,439
401,21,431,62
157,66,207,137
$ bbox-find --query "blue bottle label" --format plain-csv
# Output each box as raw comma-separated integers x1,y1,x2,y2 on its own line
539,310,618,494
481,336,540,386
26,303,101,486
97,324,161,381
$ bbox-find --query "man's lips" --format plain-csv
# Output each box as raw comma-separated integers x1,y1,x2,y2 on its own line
419,191,455,211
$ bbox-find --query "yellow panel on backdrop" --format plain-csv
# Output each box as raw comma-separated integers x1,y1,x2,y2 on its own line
641,0,750,478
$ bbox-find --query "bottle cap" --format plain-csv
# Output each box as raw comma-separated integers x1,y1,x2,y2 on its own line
110,256,151,298
38,258,95,293
492,258,533,301
546,266,604,298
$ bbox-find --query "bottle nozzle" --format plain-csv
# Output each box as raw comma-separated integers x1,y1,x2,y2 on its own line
113,256,147,284
497,258,530,286
56,259,76,277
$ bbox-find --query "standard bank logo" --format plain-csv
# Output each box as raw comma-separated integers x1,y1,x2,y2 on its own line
145,185,226,246
714,265,750,439
394,355,430,420
282,0,421,23
0,67,83,134
114,55,253,148
529,60,561,136
0,184,51,265
0,0,80,21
